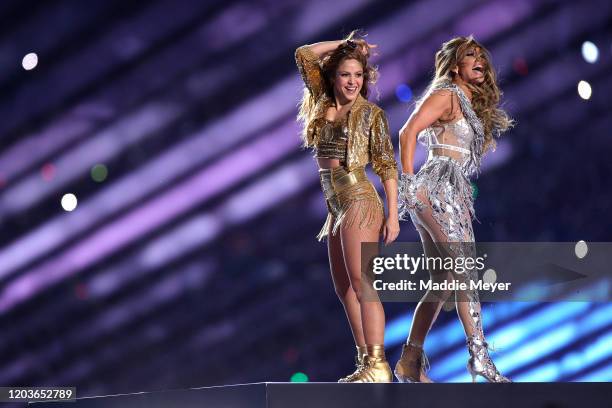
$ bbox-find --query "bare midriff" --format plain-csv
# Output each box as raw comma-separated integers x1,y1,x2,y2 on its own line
317,158,343,169
430,148,468,164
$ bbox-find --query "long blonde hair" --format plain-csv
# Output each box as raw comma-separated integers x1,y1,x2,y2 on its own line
297,30,379,147
428,36,514,153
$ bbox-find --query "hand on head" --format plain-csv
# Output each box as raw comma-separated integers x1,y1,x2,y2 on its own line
352,39,377,58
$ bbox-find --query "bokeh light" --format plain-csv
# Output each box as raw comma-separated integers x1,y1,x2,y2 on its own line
581,41,599,64
22,52,38,70
61,193,78,212
395,84,413,102
575,240,588,259
513,57,529,76
290,372,309,382
91,164,109,182
577,80,592,100
483,269,497,284
41,163,56,181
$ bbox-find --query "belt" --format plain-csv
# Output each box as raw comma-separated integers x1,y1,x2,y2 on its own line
319,167,369,214
333,167,368,189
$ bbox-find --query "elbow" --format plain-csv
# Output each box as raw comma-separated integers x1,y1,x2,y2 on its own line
398,128,407,145
398,127,411,149
295,45,309,59
379,167,399,183
399,123,417,146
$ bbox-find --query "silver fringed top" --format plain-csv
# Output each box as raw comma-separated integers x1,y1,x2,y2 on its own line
416,80,485,177
397,80,487,228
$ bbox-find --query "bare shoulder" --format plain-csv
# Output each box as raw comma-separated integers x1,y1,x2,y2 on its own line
420,89,459,120
424,89,455,107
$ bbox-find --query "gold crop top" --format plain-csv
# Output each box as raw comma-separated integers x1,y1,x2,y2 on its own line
314,117,348,161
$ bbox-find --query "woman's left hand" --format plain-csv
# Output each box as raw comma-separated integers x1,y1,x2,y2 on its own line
382,215,400,246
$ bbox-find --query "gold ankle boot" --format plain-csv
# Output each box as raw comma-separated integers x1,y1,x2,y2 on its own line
338,345,367,383
394,341,433,383
344,345,392,383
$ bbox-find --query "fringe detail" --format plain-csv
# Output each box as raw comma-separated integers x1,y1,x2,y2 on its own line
404,156,477,243
419,80,486,177
416,157,475,219
397,173,417,221
317,183,383,242
332,196,383,235
316,213,334,242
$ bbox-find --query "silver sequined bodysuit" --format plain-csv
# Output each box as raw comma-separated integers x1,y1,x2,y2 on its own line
398,82,483,243
398,82,485,355
398,81,511,383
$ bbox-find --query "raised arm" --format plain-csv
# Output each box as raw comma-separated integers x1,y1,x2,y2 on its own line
295,41,343,99
307,40,345,58
398,90,453,174
295,39,376,100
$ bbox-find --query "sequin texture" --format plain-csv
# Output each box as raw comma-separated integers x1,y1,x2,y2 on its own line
398,81,483,354
398,80,510,382
314,117,349,161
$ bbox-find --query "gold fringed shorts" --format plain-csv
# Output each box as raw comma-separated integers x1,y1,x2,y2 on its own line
317,166,384,242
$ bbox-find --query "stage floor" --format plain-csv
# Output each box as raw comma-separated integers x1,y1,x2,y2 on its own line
30,381,610,407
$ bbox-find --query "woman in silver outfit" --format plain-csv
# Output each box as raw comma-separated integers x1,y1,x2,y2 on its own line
395,36,514,383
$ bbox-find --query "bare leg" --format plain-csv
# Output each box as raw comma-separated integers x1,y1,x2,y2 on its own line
327,216,365,347
336,202,393,383
407,223,454,346
406,188,461,344
339,207,385,346
396,188,469,382
412,209,483,341
396,222,452,382
406,188,509,382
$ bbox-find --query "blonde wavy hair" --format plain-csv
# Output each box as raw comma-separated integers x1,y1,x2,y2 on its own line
428,35,514,153
297,30,379,147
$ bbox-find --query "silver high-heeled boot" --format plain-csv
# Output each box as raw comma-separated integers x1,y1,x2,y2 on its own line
466,334,511,383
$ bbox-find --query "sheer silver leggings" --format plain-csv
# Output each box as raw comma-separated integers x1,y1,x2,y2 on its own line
403,156,484,345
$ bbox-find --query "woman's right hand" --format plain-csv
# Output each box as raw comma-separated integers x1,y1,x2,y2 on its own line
398,173,417,218
352,39,377,57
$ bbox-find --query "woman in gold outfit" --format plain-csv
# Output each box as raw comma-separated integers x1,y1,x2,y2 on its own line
295,32,399,383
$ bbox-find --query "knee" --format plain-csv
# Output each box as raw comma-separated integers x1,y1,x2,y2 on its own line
430,288,453,306
440,289,454,303
349,278,364,303
334,283,353,303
